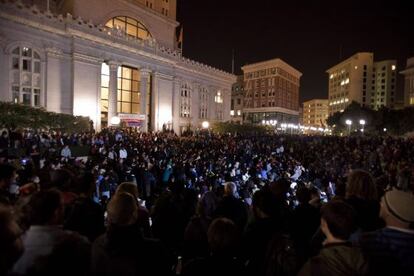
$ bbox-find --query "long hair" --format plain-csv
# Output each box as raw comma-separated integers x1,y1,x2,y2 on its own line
346,169,378,201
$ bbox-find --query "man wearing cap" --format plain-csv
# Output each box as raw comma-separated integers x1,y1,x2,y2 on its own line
356,189,414,275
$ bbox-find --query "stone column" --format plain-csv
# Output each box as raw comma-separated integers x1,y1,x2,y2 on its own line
191,82,200,127
108,62,119,126
139,68,151,132
150,72,159,131
172,77,181,134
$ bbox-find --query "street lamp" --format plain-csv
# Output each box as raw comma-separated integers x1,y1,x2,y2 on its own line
345,119,352,135
359,119,366,133
202,121,209,129
110,116,120,126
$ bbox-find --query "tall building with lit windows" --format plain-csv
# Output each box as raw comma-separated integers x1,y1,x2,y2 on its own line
401,57,414,107
0,0,235,133
327,52,397,116
302,99,329,127
242,58,302,125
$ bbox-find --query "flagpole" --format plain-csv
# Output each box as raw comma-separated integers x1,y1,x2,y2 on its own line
231,49,235,74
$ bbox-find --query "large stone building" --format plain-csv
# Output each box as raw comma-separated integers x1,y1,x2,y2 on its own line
242,58,302,125
302,99,329,127
230,75,243,123
401,57,414,107
0,0,236,133
327,52,397,115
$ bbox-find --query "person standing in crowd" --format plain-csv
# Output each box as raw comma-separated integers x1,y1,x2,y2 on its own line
0,205,24,276
182,218,245,276
298,200,368,276
356,189,414,275
345,170,383,232
0,163,17,205
60,145,72,160
12,189,89,275
91,192,172,276
213,182,248,232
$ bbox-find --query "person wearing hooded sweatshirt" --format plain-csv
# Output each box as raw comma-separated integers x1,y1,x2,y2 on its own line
298,200,368,276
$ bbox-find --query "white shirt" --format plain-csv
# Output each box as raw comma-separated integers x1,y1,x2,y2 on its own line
119,148,127,159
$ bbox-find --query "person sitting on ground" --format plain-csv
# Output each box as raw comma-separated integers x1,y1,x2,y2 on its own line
356,189,414,276
298,200,368,276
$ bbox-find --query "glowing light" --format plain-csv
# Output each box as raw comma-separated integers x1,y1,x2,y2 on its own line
359,119,366,126
392,65,396,71
202,121,209,129
354,66,358,70
110,116,120,125
345,120,352,126
230,110,235,116
383,128,387,132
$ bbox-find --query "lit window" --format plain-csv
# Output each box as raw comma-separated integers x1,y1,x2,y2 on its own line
180,83,192,118
391,65,396,71
354,66,358,70
199,87,208,119
230,110,234,116
10,46,41,107
237,110,241,116
117,65,141,114
215,91,223,103
106,16,152,40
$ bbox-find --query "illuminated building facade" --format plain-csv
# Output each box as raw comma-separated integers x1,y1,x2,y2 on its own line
327,52,397,115
401,57,414,107
302,99,329,127
0,0,235,133
242,58,302,125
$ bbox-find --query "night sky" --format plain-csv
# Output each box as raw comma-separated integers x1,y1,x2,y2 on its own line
176,0,414,103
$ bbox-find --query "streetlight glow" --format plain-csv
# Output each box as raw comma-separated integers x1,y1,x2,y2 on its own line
359,119,366,126
202,121,210,129
345,119,352,126
110,116,121,126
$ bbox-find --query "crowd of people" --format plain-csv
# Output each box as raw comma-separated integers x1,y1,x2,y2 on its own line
0,128,413,276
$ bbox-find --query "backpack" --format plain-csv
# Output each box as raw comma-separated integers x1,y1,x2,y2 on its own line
264,233,299,276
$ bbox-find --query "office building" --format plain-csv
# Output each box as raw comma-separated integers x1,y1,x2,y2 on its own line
303,99,329,127
401,57,414,107
327,52,397,115
242,58,302,124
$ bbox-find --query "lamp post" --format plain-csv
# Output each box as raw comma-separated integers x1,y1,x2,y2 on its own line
359,119,366,133
345,119,352,135
110,116,120,127
202,121,209,129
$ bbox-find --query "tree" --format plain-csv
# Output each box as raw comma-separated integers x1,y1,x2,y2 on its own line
0,102,90,133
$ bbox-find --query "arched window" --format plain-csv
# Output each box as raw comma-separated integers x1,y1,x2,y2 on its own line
105,16,152,40
180,83,191,118
10,46,41,106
